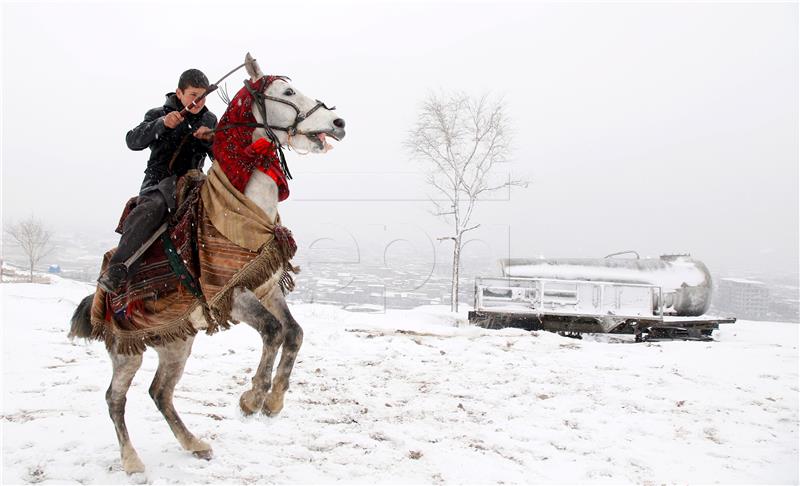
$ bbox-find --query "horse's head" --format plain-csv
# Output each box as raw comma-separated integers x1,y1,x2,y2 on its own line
245,53,345,153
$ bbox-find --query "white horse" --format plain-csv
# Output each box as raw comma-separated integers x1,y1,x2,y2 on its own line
69,53,345,474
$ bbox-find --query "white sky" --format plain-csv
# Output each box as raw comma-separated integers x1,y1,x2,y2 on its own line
2,0,798,277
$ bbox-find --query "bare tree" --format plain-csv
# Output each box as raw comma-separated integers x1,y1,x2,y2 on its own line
406,92,526,312
5,216,53,282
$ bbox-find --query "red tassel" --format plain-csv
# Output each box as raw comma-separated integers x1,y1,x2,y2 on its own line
126,299,145,318
273,225,297,256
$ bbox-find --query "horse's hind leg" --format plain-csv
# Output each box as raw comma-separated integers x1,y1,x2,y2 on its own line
106,350,145,474
260,289,303,416
231,288,283,415
149,336,213,459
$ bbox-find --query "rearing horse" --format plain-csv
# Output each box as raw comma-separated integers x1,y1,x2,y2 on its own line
69,53,345,474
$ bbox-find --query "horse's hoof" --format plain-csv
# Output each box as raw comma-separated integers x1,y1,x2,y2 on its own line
263,392,284,416
192,449,213,461
122,455,146,475
239,389,261,416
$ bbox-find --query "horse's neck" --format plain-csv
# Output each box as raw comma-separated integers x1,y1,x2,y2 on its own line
243,170,279,222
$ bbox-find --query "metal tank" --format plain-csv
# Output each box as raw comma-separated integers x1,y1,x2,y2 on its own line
499,253,713,316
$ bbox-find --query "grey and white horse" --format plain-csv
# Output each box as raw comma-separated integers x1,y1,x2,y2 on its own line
69,53,345,474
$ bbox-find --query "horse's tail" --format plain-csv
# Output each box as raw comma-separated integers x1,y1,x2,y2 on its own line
68,294,95,340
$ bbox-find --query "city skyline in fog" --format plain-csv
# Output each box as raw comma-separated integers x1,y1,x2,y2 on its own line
2,1,798,279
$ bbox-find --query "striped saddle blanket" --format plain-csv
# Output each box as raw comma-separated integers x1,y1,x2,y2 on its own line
90,163,298,355
108,172,206,314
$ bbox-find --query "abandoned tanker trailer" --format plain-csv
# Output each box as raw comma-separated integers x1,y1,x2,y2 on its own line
467,253,736,341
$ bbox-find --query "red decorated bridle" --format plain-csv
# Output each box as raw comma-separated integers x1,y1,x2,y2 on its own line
213,76,337,180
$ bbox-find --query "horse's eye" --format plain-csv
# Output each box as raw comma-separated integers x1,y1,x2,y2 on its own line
283,88,295,96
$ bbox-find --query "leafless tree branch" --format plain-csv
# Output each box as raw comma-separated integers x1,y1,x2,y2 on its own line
5,216,53,282
406,91,529,312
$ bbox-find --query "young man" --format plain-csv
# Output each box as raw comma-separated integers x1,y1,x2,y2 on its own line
97,69,218,293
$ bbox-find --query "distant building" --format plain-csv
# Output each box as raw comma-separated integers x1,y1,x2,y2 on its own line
47,264,62,274
716,278,769,320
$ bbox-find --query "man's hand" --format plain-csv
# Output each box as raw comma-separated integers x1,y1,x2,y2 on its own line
193,126,214,142
163,111,184,129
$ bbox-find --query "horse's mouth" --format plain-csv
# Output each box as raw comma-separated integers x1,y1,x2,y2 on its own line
309,131,342,152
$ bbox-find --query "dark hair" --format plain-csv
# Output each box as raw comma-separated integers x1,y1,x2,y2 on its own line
178,69,209,90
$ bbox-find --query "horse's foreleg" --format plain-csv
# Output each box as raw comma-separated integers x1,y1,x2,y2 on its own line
106,350,145,474
231,288,283,415
150,336,212,459
260,290,303,416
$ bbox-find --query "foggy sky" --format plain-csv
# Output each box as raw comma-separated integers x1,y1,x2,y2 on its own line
2,1,798,278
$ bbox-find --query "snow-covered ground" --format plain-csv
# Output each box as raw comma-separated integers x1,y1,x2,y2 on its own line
2,277,798,484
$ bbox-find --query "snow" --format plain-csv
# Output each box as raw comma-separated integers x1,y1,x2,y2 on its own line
503,261,708,290
720,277,766,285
2,277,798,484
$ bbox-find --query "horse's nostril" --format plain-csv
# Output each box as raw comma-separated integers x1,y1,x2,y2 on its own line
333,118,345,128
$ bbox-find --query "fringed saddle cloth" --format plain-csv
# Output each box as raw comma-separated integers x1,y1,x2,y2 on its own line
90,161,298,355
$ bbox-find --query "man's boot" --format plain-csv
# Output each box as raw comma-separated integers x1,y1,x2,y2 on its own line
97,192,167,293
97,263,128,294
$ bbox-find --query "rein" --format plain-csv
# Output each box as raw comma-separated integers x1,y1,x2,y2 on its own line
169,60,336,181
244,80,293,179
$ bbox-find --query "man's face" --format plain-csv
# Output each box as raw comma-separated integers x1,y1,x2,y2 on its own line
176,86,206,114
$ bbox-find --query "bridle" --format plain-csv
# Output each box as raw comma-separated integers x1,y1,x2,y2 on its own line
214,76,337,179
246,78,336,138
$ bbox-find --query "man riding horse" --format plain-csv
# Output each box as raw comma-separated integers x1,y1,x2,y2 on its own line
97,69,218,293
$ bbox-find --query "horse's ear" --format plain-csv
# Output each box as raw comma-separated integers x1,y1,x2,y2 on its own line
245,52,264,82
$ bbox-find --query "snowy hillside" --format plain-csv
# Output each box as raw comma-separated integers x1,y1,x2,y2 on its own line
2,277,798,484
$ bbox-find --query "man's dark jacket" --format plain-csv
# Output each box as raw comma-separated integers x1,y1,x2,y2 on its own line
126,93,217,191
